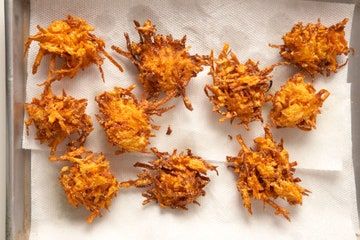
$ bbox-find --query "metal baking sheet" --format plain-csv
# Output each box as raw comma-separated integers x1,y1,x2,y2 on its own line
5,0,360,239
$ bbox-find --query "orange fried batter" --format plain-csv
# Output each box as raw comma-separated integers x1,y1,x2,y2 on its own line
57,147,119,223
270,73,329,130
205,44,278,129
227,126,309,220
112,20,208,110
271,18,350,76
95,85,173,153
120,148,217,209
25,15,123,84
25,85,93,158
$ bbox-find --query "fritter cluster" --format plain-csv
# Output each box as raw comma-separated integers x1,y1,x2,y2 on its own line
121,148,217,209
272,18,350,76
270,73,329,130
25,15,123,84
58,147,119,223
96,85,172,153
112,20,208,110
227,126,309,220
205,44,277,128
25,85,93,158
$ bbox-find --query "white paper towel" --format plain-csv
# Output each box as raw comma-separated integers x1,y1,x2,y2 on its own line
23,0,355,171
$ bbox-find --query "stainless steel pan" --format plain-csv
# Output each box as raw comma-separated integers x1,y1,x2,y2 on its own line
5,0,360,239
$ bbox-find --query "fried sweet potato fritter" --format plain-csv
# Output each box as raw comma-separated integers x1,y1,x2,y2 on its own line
227,126,309,220
271,18,350,76
112,20,208,110
270,73,329,130
25,85,93,159
57,147,119,223
205,44,278,129
25,15,123,84
96,85,173,153
120,148,217,209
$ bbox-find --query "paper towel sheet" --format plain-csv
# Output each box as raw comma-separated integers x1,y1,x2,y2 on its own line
23,0,355,171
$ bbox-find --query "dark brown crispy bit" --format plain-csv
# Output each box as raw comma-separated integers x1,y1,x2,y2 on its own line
166,126,173,135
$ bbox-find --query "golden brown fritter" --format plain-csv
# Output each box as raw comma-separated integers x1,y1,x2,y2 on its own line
120,147,217,209
227,126,309,220
57,147,119,223
25,15,123,84
270,73,329,130
271,18,350,76
112,20,208,110
25,85,93,159
205,44,279,129
95,85,173,153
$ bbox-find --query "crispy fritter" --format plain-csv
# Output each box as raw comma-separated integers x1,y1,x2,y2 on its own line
271,18,350,76
120,148,217,209
57,147,119,223
25,15,123,84
270,73,329,130
205,44,278,129
112,20,208,110
95,85,173,153
227,126,309,220
25,85,93,158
